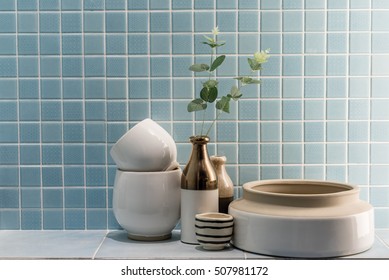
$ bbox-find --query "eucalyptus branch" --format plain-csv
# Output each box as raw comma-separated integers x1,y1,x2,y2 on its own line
187,27,270,137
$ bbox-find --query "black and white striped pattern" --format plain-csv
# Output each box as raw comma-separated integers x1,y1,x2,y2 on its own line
194,213,234,250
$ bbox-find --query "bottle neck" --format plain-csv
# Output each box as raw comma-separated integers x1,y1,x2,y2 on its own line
190,136,210,161
181,136,217,190
210,155,227,171
190,135,210,145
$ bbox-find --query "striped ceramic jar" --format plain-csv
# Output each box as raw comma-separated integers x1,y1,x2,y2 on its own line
194,212,234,250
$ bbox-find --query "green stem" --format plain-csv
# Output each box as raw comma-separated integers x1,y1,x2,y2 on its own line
200,109,206,136
200,46,215,136
209,50,214,79
205,109,222,137
205,80,246,137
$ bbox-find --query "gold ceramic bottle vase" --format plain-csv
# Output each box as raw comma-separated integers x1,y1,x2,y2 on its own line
210,156,234,214
181,136,218,244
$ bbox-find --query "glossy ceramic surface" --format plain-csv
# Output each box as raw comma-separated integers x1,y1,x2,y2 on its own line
110,118,177,171
229,179,375,258
195,212,234,251
113,168,181,241
210,155,234,214
180,136,218,244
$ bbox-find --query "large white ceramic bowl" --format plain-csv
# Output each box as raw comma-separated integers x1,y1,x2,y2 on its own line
113,168,181,241
229,180,374,258
110,118,177,171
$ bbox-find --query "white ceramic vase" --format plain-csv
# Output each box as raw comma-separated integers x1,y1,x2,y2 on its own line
113,168,181,241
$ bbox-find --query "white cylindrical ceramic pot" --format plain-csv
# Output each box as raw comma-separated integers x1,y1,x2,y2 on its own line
229,179,374,258
113,168,181,241
195,212,234,251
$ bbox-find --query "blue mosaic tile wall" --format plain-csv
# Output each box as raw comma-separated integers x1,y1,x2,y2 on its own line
0,0,389,230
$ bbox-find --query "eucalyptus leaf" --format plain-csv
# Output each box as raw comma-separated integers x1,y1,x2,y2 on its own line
246,78,261,84
203,79,218,88
187,98,207,112
247,58,262,71
189,64,210,72
200,87,209,102
208,87,218,103
229,85,242,100
210,55,226,72
234,76,261,85
200,86,218,103
241,77,253,85
202,41,226,48
247,58,258,71
216,96,231,113
203,35,214,42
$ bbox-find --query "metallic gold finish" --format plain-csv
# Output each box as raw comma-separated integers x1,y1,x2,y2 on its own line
181,136,217,190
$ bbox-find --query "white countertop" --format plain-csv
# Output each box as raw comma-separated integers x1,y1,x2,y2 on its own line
0,230,389,259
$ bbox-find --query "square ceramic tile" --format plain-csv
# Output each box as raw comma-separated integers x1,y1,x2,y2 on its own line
371,121,389,142
0,13,16,33
84,0,104,10
62,13,82,33
61,0,82,10
106,12,126,32
17,0,37,11
327,55,347,76
238,11,259,32
0,79,17,99
372,11,389,31
283,11,303,32
0,0,15,11
150,12,171,32
39,0,60,10
83,12,104,32
151,0,170,9
0,231,107,259
18,13,38,33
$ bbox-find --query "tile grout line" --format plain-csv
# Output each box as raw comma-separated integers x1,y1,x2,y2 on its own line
169,0,174,134
15,0,22,230
374,233,389,250
58,0,65,230
190,0,195,136
235,0,240,183
345,0,351,184
367,0,373,204
301,3,305,179
323,0,328,180
279,3,283,178
81,1,87,230
104,0,110,231
91,230,110,259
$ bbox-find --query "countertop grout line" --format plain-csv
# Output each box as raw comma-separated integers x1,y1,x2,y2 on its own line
375,232,389,249
91,230,110,260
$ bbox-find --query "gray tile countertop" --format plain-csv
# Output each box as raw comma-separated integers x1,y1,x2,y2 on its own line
0,230,388,260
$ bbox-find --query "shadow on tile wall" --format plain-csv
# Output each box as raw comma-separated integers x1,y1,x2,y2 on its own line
0,0,389,229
